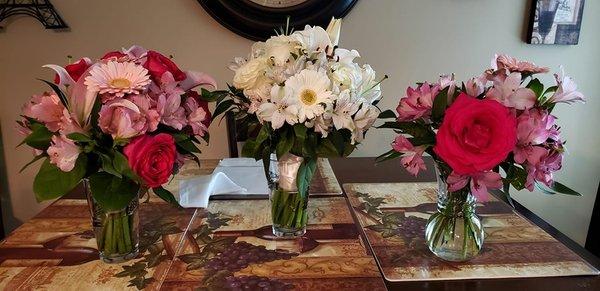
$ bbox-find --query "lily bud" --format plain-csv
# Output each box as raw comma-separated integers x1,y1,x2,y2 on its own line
326,17,342,46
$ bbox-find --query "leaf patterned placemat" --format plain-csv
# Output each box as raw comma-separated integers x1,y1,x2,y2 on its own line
344,182,599,282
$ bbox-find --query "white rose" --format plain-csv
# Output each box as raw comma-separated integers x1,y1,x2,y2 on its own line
233,57,267,90
330,62,363,91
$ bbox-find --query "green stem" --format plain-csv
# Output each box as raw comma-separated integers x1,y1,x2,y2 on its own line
105,216,114,255
114,213,125,253
122,213,132,252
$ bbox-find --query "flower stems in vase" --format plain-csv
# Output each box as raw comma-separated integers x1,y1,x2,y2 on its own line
98,211,135,257
270,188,309,236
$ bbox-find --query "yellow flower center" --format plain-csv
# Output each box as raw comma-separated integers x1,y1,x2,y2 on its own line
110,78,132,88
300,89,317,105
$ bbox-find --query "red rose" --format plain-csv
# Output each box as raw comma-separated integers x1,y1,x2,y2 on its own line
101,51,127,60
143,50,186,82
53,58,91,84
433,93,517,175
124,133,177,188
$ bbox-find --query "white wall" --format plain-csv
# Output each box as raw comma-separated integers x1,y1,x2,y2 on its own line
1,0,598,245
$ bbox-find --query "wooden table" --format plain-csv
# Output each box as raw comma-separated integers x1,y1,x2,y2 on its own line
0,157,597,290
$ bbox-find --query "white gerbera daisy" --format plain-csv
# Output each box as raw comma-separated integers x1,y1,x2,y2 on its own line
284,69,333,123
85,61,151,99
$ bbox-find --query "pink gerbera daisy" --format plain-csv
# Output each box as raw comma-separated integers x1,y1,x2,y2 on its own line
85,61,151,99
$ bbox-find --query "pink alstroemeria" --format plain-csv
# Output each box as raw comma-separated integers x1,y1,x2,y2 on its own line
491,54,549,75
184,96,211,137
47,135,81,172
514,108,558,163
396,82,441,121
437,74,456,102
465,73,488,97
391,135,427,176
129,94,160,133
179,70,217,91
22,93,66,132
447,171,503,202
547,66,585,105
486,71,536,110
525,147,562,191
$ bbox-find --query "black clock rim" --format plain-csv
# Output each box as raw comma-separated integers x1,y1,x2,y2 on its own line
198,0,359,41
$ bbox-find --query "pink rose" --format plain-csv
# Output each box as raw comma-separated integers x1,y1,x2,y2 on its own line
53,58,92,84
47,135,81,172
434,93,517,175
396,82,440,121
144,51,186,82
98,99,155,139
124,133,177,188
22,92,66,132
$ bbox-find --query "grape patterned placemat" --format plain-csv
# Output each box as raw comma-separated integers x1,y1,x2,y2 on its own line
344,182,599,282
0,196,385,290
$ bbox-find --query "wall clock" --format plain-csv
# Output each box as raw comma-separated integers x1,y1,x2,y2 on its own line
197,0,358,41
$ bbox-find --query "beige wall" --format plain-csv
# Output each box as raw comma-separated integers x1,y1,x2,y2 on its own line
1,0,599,245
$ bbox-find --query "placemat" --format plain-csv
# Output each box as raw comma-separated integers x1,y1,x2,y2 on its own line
169,158,343,197
0,196,384,290
344,182,599,281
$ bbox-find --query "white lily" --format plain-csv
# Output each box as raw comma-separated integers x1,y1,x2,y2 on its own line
326,17,342,47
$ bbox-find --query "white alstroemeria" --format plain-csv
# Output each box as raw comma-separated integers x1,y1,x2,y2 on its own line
326,17,342,47
264,35,300,66
308,115,333,138
284,69,334,123
257,85,298,129
547,66,585,105
356,65,382,104
292,25,332,54
334,48,360,64
351,104,379,143
331,90,360,130
233,57,268,90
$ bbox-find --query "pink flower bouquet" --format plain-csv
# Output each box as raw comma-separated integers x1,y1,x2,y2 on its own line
377,54,584,261
17,46,216,262
379,54,583,201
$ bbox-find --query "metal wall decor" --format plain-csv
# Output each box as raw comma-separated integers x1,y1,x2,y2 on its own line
0,0,67,29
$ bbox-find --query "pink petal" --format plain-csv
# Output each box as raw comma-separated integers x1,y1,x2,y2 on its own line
447,171,469,192
43,64,75,86
179,71,217,91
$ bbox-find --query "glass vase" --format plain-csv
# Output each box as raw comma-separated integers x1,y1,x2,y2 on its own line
268,153,310,238
425,165,484,261
84,180,141,263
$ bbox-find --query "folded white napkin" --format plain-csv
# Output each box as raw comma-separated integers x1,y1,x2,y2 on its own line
178,158,271,208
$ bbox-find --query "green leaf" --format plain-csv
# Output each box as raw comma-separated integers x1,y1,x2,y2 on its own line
431,87,449,123
375,149,402,163
153,186,181,207
213,99,234,118
296,158,317,196
38,79,68,107
113,151,139,182
19,154,46,173
175,138,201,154
21,123,53,150
549,181,581,196
527,78,544,98
67,132,92,142
89,172,139,211
241,140,259,158
199,89,229,102
276,128,294,159
99,153,121,178
378,109,396,119
33,155,87,202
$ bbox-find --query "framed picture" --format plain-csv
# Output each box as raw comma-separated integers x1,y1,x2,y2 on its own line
527,0,585,45
197,0,358,41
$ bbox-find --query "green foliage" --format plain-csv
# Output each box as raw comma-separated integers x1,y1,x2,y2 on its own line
152,186,180,207
431,86,449,123
33,155,88,202
296,158,317,196
19,154,46,173
527,78,544,98
19,122,53,150
89,172,139,211
38,79,68,107
378,109,396,119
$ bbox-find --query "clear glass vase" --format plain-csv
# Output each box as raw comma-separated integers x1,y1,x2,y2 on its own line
84,180,140,263
268,153,310,238
425,165,485,261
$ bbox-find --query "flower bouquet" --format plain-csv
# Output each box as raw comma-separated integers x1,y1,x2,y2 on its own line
18,46,216,262
377,54,584,261
214,18,386,237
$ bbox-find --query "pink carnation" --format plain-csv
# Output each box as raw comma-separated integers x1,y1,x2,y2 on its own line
396,82,440,121
492,54,549,75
